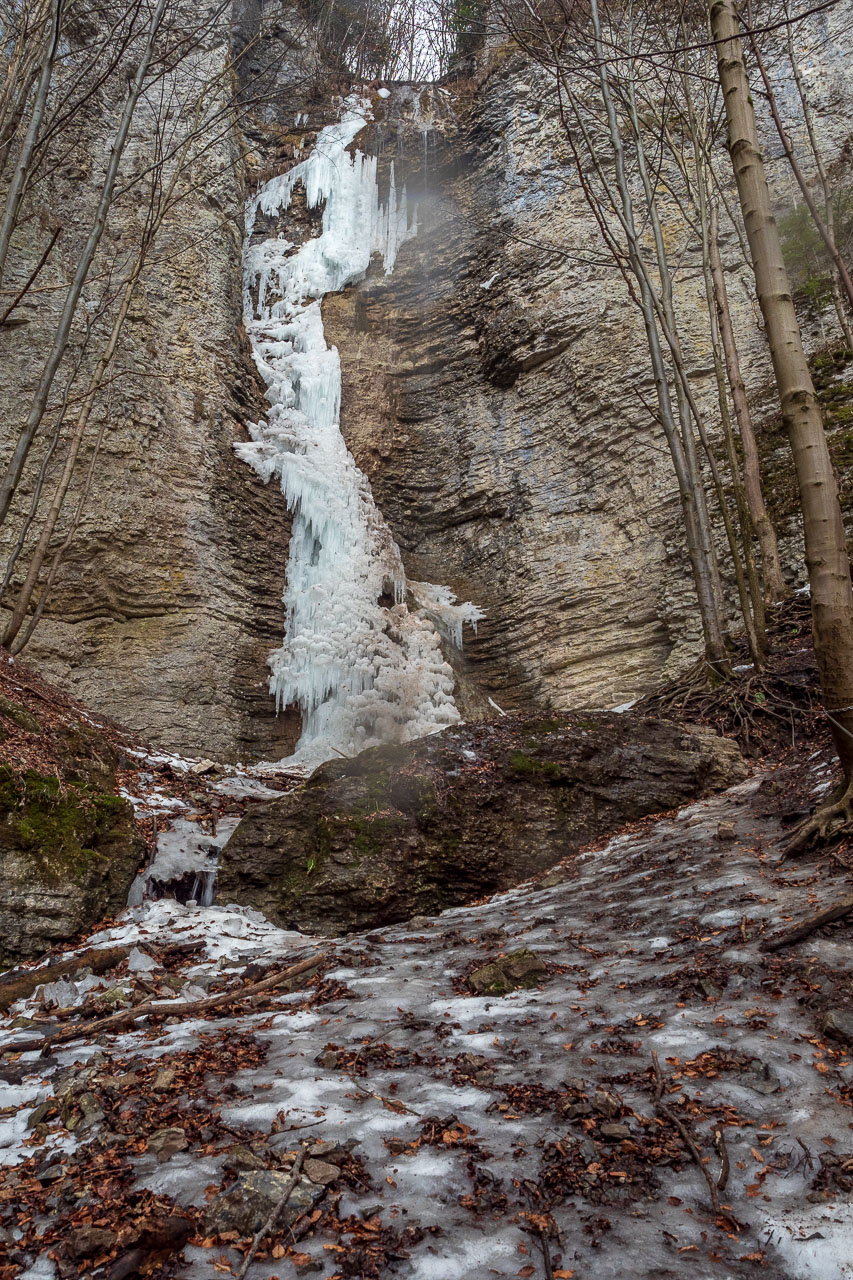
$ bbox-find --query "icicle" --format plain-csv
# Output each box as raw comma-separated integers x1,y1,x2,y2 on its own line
236,96,482,768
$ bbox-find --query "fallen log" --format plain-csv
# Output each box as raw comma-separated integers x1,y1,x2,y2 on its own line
761,895,853,951
0,944,132,1011
1,952,325,1055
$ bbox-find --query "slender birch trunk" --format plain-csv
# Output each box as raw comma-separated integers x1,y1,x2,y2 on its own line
712,0,853,821
0,0,62,289
708,202,787,602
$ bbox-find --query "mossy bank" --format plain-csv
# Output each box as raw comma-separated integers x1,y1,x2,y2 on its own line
0,662,144,964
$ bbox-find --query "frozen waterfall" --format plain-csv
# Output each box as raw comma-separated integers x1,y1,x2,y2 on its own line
236,96,483,766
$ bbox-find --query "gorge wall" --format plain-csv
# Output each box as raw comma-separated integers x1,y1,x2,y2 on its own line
1,1,852,761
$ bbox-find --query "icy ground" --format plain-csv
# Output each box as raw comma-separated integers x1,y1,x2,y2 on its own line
2,767,853,1279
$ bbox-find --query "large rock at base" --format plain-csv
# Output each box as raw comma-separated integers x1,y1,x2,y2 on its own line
217,712,746,934
0,661,145,964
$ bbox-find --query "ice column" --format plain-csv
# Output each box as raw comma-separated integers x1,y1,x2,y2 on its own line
236,98,483,766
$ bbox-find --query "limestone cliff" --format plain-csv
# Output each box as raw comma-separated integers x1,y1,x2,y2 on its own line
1,4,851,761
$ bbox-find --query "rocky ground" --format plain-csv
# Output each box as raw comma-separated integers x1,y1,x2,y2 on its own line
1,597,852,1279
2,730,853,1279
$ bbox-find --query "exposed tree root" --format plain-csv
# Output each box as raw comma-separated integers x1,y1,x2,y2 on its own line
781,780,853,858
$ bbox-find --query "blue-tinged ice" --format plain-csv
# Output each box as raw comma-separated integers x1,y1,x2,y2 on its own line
236,97,482,766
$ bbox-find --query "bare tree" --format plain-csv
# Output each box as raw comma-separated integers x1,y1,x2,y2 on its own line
746,0,853,346
491,0,775,675
0,0,169,528
712,0,853,844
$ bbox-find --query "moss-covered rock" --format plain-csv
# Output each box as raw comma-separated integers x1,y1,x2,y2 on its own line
216,711,745,934
468,949,548,995
0,672,144,964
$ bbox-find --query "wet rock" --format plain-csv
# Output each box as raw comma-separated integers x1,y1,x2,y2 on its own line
468,949,548,995
65,1092,104,1133
223,1144,268,1172
26,1101,56,1129
593,1091,622,1118
307,1141,347,1164
146,1127,189,1162
303,1158,340,1185
599,1123,631,1140
824,1010,853,1045
717,821,737,840
204,1170,324,1236
218,713,745,933
67,1224,119,1259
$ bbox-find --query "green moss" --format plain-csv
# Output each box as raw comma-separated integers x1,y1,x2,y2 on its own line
508,752,564,779
0,765,127,886
0,693,41,734
523,718,562,735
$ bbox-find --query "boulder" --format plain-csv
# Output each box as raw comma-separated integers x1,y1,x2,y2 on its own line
468,949,548,995
217,711,745,934
204,1170,324,1237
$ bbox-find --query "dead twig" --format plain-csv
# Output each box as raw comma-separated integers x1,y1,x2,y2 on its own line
235,1146,307,1280
346,1074,421,1116
760,894,853,951
714,1126,730,1192
651,1052,739,1231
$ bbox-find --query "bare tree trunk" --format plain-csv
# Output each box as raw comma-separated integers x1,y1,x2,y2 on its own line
748,23,853,319
712,0,853,819
0,0,62,289
708,202,787,602
584,0,730,673
0,0,168,529
782,0,853,351
1,262,141,647
624,71,733,649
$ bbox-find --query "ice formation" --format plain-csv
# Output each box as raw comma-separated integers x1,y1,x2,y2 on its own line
236,97,483,765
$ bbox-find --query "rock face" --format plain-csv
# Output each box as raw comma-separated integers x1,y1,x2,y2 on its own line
1,6,850,761
325,15,853,715
0,8,304,763
0,663,144,963
216,713,746,933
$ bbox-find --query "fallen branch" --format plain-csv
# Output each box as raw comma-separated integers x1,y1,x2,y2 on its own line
652,1052,738,1231
235,1146,307,1280
1,952,325,1055
761,895,853,951
0,944,133,1011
